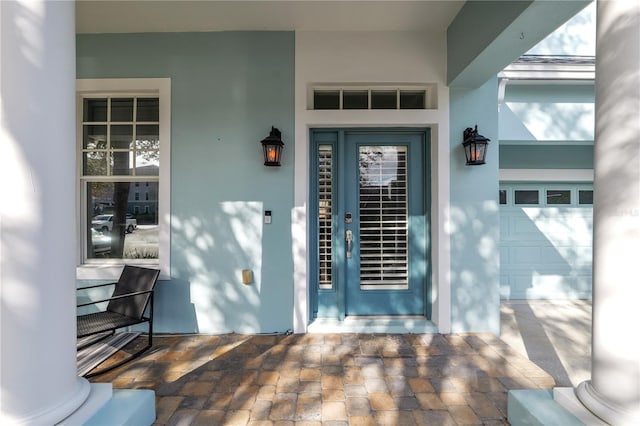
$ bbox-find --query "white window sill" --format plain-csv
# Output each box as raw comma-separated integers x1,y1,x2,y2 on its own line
76,264,169,281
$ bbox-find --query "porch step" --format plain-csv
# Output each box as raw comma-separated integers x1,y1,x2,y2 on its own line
508,389,584,426
83,389,155,426
308,317,438,333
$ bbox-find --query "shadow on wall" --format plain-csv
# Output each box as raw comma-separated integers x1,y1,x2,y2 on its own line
171,201,282,334
449,200,500,333
154,278,199,333
505,102,594,141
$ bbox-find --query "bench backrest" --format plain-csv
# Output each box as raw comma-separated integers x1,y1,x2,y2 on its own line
107,265,160,319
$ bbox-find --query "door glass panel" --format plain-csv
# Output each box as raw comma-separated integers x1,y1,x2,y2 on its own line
358,146,408,290
318,145,334,289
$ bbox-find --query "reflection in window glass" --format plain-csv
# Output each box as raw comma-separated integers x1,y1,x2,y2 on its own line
137,98,159,121
579,190,594,205
87,181,159,260
515,190,539,205
343,91,368,109
358,146,408,289
135,150,159,175
318,145,334,289
81,95,161,264
111,98,133,121
111,152,132,176
83,125,107,150
83,152,107,176
547,190,571,205
399,90,426,109
371,91,397,109
314,91,340,109
83,99,107,122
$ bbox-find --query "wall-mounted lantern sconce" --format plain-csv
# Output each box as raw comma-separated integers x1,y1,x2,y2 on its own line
462,125,490,166
261,127,284,166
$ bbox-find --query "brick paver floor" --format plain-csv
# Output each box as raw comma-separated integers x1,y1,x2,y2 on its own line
90,333,555,425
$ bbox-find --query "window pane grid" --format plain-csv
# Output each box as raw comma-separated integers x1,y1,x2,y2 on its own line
311,86,433,110
82,96,159,178
81,91,162,265
318,145,334,290
501,186,594,206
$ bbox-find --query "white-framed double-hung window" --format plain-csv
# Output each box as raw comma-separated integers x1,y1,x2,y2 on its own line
77,79,170,279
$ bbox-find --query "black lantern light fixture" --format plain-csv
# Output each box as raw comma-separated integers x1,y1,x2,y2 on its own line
462,125,490,166
261,126,284,166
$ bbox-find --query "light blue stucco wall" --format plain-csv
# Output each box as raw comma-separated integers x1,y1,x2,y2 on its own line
449,79,501,334
499,83,594,169
77,32,295,334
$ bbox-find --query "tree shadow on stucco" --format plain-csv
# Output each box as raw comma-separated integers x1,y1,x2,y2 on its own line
169,201,292,335
170,206,259,334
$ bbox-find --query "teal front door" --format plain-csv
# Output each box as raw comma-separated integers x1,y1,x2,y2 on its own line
311,130,429,318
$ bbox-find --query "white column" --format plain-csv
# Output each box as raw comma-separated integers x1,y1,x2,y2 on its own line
0,1,90,424
576,0,640,424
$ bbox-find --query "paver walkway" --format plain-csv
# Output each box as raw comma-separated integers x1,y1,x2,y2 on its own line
91,333,555,425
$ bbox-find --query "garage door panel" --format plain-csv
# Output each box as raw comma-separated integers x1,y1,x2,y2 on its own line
500,184,593,300
540,246,575,265
511,246,541,264
512,215,546,238
500,246,510,264
542,245,592,266
502,273,592,299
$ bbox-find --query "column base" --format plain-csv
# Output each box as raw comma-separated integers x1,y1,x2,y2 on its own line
576,380,640,426
554,387,607,425
58,383,155,426
1,377,90,425
58,383,112,425
508,389,583,425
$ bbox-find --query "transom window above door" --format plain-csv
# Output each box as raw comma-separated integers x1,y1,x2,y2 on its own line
309,84,437,110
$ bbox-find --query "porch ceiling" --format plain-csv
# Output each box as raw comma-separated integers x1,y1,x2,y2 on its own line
75,0,465,34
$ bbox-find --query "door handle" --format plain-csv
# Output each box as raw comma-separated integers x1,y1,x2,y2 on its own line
345,230,353,259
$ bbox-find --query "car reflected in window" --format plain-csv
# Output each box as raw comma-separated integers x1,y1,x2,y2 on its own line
91,228,111,256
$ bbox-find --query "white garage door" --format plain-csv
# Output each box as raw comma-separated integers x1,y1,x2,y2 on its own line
500,184,593,299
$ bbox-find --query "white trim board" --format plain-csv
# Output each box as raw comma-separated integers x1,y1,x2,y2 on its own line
500,169,593,182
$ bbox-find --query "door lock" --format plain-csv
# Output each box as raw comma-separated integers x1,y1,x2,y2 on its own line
345,212,352,224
